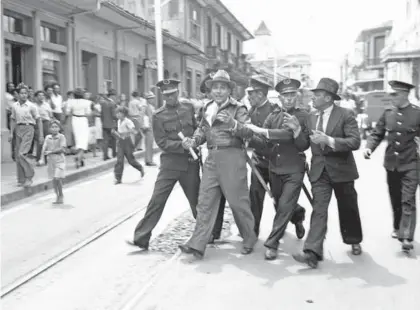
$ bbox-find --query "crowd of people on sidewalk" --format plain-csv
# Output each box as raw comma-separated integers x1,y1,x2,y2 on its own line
126,70,419,269
5,81,158,195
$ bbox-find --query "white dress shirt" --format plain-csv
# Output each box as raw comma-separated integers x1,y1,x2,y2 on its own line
315,104,335,149
51,93,63,114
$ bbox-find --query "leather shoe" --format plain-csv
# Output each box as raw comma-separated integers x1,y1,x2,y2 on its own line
292,251,318,268
391,230,398,239
264,248,277,260
178,244,204,259
295,222,305,239
240,247,253,255
402,240,414,252
351,244,362,255
125,240,148,251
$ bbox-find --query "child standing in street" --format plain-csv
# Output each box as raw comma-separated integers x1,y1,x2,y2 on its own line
39,120,67,204
113,106,145,184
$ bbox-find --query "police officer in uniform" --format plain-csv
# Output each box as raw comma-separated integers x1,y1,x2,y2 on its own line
247,77,306,240
364,80,420,252
127,79,200,250
247,79,309,259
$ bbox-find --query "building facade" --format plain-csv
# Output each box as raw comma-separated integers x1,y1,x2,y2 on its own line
381,0,420,102
341,21,392,92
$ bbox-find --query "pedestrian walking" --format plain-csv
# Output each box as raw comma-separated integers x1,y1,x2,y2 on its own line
113,106,145,184
38,120,66,204
179,70,258,259
246,78,310,260
143,91,157,166
126,79,200,251
101,91,118,160
128,91,147,150
9,84,44,187
292,78,363,268
34,90,53,164
363,80,420,252
66,88,91,168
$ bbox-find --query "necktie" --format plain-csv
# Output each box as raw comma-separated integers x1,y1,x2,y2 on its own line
317,111,324,132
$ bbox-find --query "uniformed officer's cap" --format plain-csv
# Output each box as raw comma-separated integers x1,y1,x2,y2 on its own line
275,78,301,94
200,72,216,94
388,80,415,93
248,76,272,93
156,79,180,95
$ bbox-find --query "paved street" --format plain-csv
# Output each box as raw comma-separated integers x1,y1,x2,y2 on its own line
1,142,419,310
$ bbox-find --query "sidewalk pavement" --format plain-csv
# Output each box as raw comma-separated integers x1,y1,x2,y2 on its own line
134,146,420,310
1,146,160,207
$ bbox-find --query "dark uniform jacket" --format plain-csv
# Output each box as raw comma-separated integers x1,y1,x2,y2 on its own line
152,100,197,172
251,107,310,175
366,102,420,171
193,97,252,147
248,100,276,168
308,105,361,183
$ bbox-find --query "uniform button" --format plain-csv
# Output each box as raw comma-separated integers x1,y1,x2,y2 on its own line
276,144,279,147
277,154,280,157
397,122,402,125
398,113,402,116
397,132,402,136
394,152,399,155
395,141,400,145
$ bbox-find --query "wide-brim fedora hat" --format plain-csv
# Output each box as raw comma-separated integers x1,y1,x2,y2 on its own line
311,77,341,101
205,70,236,90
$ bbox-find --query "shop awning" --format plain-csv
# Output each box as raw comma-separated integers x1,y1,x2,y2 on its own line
382,50,420,63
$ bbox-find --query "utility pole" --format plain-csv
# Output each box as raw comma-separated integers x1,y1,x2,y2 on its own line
154,0,164,81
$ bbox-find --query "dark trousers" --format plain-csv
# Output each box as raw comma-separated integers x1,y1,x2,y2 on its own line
250,164,305,236
265,172,306,249
133,161,200,248
304,169,363,259
387,169,417,241
213,195,226,239
102,128,116,159
114,137,144,181
35,120,50,161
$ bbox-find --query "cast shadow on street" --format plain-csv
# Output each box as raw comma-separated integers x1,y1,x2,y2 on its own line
394,241,420,259
185,232,407,289
50,203,75,209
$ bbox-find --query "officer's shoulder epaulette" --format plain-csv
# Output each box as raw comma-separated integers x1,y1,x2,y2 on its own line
154,105,166,115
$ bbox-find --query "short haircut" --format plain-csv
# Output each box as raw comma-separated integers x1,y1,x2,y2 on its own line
131,90,140,97
66,90,74,97
49,119,61,127
44,84,53,92
116,106,129,116
73,88,85,99
34,90,45,97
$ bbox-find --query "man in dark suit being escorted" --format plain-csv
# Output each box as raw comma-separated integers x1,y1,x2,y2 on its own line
293,78,363,269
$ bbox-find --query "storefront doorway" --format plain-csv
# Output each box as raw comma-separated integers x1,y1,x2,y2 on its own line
81,51,98,94
4,42,24,85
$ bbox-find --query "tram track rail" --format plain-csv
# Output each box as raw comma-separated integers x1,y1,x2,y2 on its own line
1,204,149,298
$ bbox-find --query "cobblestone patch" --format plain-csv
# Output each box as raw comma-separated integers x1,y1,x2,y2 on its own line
149,207,234,255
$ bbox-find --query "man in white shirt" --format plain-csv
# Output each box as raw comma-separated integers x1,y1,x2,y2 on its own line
339,91,356,114
50,83,63,122
128,91,147,150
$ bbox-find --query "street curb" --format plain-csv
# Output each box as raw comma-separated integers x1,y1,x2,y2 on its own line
1,148,161,207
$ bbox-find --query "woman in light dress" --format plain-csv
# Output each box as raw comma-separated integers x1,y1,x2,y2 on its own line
66,88,91,168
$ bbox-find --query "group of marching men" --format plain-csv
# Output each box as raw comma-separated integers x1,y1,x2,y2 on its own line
126,69,420,268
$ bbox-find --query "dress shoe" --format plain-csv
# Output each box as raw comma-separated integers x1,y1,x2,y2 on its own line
23,179,33,187
178,244,204,259
295,222,305,239
53,196,64,205
146,162,157,167
292,251,318,268
391,230,398,239
351,244,362,255
264,248,277,260
402,240,414,252
126,240,148,251
114,179,122,185
240,247,253,255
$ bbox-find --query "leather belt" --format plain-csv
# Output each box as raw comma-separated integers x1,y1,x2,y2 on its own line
17,123,34,126
72,114,87,117
207,145,242,150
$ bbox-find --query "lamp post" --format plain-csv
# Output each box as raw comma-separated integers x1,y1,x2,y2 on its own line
154,0,164,81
